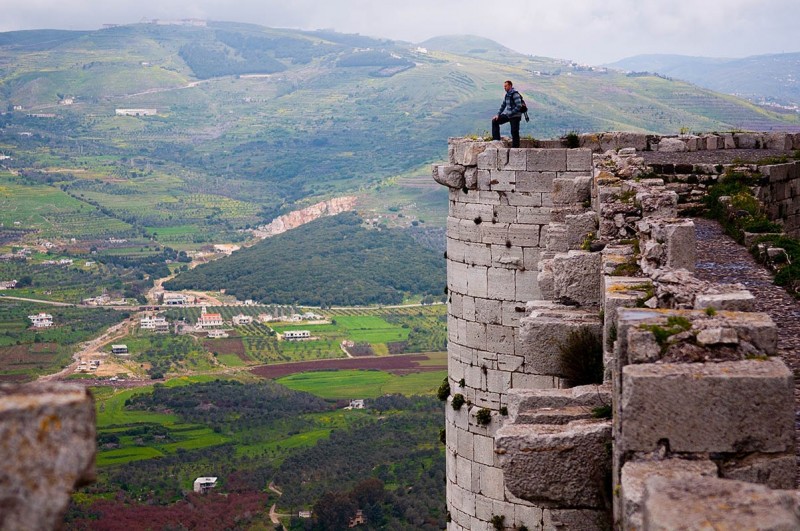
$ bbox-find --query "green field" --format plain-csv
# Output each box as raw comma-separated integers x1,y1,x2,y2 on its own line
276,369,448,400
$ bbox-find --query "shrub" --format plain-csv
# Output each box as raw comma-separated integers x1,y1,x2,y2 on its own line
451,393,465,410
476,408,492,425
436,377,451,401
558,327,604,386
491,514,505,531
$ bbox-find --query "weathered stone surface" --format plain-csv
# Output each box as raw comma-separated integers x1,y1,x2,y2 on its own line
542,508,610,531
551,250,602,306
620,459,718,531
719,452,797,490
507,384,611,425
565,212,598,250
620,359,794,453
518,303,602,378
655,138,687,153
0,383,96,531
496,419,612,508
452,139,492,166
694,291,755,312
433,164,466,188
643,477,800,530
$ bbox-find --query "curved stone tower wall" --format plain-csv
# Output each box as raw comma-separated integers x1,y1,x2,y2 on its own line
437,140,595,530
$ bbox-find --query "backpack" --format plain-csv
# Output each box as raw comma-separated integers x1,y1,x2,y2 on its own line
517,91,530,122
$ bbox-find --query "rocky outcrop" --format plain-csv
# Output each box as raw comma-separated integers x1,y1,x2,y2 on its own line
254,196,358,237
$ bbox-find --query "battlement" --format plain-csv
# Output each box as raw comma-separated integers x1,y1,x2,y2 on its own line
435,134,800,530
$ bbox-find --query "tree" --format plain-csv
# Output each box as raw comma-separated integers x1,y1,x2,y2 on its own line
312,491,356,530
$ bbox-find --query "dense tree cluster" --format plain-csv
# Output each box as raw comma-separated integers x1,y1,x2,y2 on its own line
127,379,331,427
164,213,445,306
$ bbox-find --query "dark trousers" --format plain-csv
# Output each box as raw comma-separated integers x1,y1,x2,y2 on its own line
492,115,521,147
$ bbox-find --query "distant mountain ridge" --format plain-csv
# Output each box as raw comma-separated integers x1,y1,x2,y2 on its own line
607,52,800,108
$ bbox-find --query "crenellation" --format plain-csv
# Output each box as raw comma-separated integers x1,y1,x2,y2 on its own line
436,134,800,531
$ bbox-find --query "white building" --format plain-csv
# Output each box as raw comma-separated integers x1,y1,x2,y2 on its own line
283,330,311,341
193,477,218,494
111,344,128,355
115,108,158,116
196,306,223,329
28,313,53,328
232,314,253,326
140,314,170,333
207,329,229,339
163,293,189,306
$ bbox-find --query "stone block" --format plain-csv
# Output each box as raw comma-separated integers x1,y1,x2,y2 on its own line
487,267,516,301
552,178,577,206
490,170,516,192
620,459,718,531
0,383,96,531
477,148,499,170
655,137,686,152
516,171,555,193
694,291,755,312
527,149,567,172
464,167,479,189
566,148,593,171
719,452,797,489
491,244,524,269
504,149,527,170
507,384,612,425
511,372,558,389
517,303,602,378
551,250,602,306
734,132,759,149
721,133,736,149
650,218,696,272
514,504,544,531
481,223,509,246
765,132,793,151
616,132,649,151
516,206,551,225
566,212,598,250
492,205,518,224
523,247,542,270
599,133,618,152
475,298,502,325
507,223,540,247
478,463,505,500
544,223,569,252
506,192,542,207
496,419,612,508
575,176,593,203
642,477,800,530
477,169,492,189
543,509,610,531
703,134,722,150
462,296,476,321
515,269,539,301
620,359,794,454
453,139,491,166
578,134,602,152
434,164,466,188
486,324,515,355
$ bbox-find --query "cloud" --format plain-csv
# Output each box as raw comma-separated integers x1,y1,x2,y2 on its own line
0,0,796,64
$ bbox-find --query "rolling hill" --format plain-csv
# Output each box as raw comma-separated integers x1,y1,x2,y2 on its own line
607,52,800,108
163,212,446,306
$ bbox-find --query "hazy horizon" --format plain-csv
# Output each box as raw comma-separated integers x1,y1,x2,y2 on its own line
0,0,797,65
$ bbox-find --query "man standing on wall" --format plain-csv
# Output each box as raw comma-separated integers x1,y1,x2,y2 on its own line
492,80,524,148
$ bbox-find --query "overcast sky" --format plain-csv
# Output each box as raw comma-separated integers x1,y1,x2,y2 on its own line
1,0,797,65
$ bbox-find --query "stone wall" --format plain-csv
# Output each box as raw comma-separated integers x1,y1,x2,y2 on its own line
434,133,799,530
